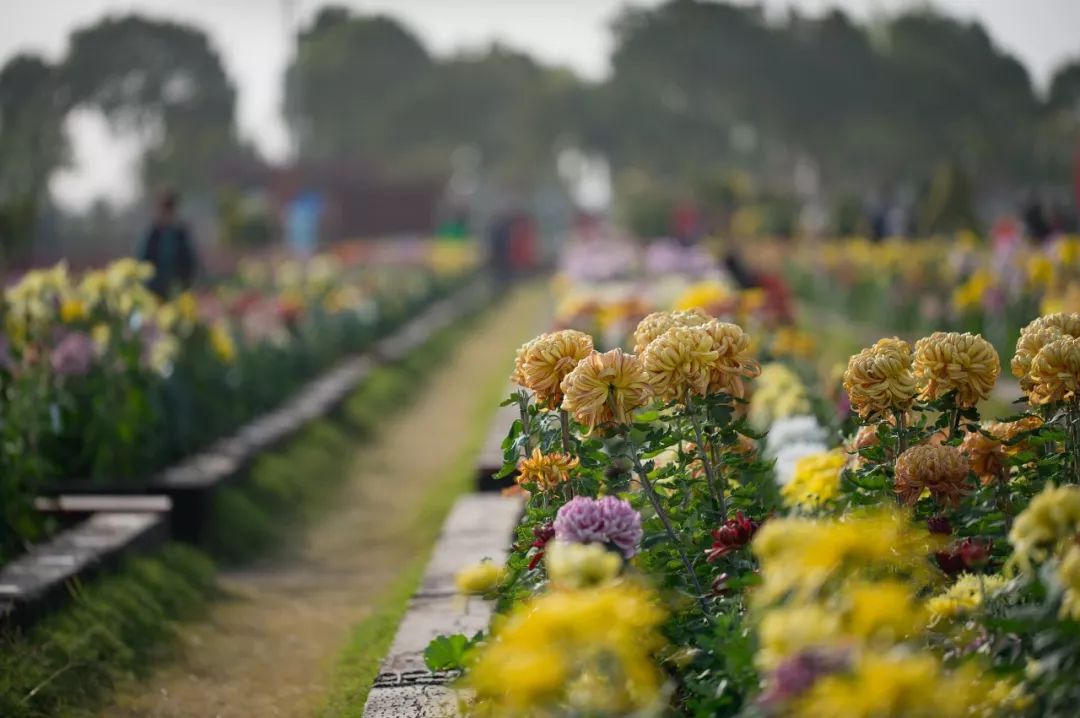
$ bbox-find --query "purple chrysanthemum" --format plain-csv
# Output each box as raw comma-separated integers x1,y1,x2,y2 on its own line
50,331,95,377
553,495,642,558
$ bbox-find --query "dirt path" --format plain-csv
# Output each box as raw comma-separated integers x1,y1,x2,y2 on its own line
103,284,544,718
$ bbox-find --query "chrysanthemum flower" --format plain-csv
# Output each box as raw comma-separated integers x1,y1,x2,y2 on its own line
1027,335,1080,405
1008,483,1080,571
702,319,760,397
926,573,1008,623
545,541,622,589
554,495,643,558
781,451,845,509
517,448,580,491
560,349,651,432
893,445,971,506
1012,324,1067,392
640,325,717,402
631,309,709,354
913,331,1000,408
515,329,594,408
843,337,918,418
960,424,1006,485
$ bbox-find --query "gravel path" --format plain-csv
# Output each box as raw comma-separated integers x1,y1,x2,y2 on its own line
100,284,543,718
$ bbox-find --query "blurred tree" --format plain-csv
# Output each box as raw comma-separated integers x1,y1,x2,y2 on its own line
1048,61,1080,116
284,7,432,163
0,54,69,260
61,15,240,194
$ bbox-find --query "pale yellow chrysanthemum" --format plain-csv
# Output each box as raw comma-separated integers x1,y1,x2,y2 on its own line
455,560,506,595
1011,313,1080,390
560,349,651,433
1008,484,1080,571
515,330,594,408
843,337,918,418
631,309,710,354
545,542,622,589
702,319,760,398
926,573,1009,623
640,325,717,402
894,444,971,507
782,451,845,509
1027,335,1080,405
756,603,840,670
913,331,1000,408
1058,544,1080,620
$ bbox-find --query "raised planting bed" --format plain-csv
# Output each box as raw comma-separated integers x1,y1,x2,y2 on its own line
38,278,494,545
1,278,493,630
363,493,523,717
0,510,169,628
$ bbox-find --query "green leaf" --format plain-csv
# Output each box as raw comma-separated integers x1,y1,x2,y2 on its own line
423,632,477,671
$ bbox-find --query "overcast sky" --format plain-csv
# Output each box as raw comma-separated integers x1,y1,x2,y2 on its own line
1,0,1078,209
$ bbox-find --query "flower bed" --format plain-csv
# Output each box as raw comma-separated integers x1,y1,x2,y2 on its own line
0,242,478,563
427,247,1080,715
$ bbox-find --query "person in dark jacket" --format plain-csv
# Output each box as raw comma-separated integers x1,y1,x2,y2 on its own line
139,190,198,298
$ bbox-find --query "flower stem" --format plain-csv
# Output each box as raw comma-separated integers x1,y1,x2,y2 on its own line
893,409,908,457
686,392,725,516
559,409,573,455
516,390,533,458
626,433,709,613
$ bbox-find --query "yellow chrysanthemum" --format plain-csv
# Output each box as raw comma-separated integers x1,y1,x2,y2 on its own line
515,330,594,408
545,542,622,590
913,331,1000,408
843,337,918,418
926,573,1009,623
749,362,810,429
703,319,760,397
560,349,651,433
517,448,580,491
782,451,845,509
796,651,990,718
59,297,87,323
455,560,506,595
1008,484,1080,571
468,583,666,716
756,603,841,670
893,445,971,507
1027,335,1080,405
631,309,709,354
640,325,717,402
672,280,730,313
209,320,237,364
1058,544,1080,620
752,509,936,606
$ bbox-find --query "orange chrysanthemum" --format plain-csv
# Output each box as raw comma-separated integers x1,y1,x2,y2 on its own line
913,331,1000,408
516,448,580,490
894,444,972,506
560,349,652,433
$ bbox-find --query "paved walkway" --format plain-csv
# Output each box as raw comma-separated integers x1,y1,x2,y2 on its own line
101,284,544,718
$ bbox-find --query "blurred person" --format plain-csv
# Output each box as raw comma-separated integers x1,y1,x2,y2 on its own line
487,211,514,286
138,189,198,297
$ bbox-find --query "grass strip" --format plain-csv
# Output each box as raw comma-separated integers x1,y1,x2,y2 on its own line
315,321,514,718
0,544,216,718
206,309,484,563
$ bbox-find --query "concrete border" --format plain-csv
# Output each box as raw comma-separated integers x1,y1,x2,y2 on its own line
362,493,523,717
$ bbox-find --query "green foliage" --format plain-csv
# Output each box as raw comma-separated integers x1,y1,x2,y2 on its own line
0,544,215,718
423,632,483,671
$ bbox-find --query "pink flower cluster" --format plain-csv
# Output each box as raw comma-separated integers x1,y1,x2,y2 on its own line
553,495,643,558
